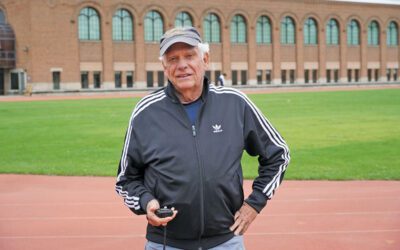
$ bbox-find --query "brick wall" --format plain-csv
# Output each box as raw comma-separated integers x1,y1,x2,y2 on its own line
0,0,399,93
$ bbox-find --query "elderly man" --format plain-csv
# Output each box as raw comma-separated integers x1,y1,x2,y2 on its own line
116,26,290,250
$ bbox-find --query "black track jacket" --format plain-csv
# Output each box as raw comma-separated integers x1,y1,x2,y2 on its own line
116,78,290,249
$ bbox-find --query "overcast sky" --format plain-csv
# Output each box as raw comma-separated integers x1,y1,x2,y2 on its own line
334,0,400,4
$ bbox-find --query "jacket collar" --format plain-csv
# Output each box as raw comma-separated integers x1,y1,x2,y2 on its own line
165,76,210,104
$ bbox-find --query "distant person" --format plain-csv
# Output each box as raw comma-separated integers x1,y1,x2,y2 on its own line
116,26,290,250
217,73,226,86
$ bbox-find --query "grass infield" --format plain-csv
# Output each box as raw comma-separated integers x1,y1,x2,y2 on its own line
0,88,399,180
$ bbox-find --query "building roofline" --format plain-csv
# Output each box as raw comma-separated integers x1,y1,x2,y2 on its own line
329,0,400,6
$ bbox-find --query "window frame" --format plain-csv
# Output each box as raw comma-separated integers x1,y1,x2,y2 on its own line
231,15,247,43
144,10,164,42
112,9,133,41
78,7,101,41
387,21,398,46
367,21,379,46
203,13,221,43
281,16,295,45
347,19,360,45
175,11,193,27
304,18,318,45
326,19,339,45
256,16,272,44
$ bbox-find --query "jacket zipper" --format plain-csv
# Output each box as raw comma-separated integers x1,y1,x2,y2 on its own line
177,102,205,242
192,125,197,137
191,124,205,241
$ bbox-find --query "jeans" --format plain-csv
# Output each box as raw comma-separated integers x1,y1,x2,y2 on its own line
145,235,245,250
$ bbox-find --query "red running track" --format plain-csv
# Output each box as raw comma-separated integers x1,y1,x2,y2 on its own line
0,175,399,250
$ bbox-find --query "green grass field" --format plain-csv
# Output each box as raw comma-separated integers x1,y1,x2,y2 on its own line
0,88,399,180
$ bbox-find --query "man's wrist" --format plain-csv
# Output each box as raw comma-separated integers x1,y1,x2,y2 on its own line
243,201,258,213
245,189,267,213
139,192,155,213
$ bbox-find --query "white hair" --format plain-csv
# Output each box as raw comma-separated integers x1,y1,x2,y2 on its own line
159,42,210,62
197,42,210,57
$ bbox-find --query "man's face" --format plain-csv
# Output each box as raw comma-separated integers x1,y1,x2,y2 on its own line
163,43,209,94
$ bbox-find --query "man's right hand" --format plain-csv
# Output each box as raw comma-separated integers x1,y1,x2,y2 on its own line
146,199,178,227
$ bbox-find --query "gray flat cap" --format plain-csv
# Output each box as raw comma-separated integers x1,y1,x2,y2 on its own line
160,26,202,57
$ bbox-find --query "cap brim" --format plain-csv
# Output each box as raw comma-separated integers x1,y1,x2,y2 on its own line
160,37,199,56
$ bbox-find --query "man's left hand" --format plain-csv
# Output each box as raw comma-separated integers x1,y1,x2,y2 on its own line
229,202,258,235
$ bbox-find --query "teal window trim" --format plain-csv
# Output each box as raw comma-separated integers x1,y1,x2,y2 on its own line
326,19,339,45
175,12,193,27
256,16,271,44
367,21,379,46
144,11,163,42
203,13,220,43
281,16,295,44
0,9,5,23
78,7,101,40
304,18,317,45
113,9,133,41
387,21,398,46
347,20,360,45
231,15,246,43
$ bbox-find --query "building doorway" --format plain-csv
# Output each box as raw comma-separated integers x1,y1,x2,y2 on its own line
9,70,26,94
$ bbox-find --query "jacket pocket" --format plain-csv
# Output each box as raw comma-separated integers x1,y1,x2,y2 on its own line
235,168,245,209
203,168,244,236
151,173,202,239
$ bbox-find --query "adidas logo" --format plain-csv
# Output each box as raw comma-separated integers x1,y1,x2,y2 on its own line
212,124,223,133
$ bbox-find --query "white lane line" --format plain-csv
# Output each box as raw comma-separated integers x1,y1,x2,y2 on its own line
1,211,399,221
0,216,139,221
246,229,400,236
1,196,399,207
275,197,400,202
1,230,399,240
258,211,400,217
0,234,146,239
0,202,118,207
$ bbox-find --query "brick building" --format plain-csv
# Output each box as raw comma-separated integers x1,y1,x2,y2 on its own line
0,0,399,95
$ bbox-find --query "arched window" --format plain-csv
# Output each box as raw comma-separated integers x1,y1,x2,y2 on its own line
304,18,318,45
256,16,272,44
367,21,379,45
387,21,398,46
113,9,133,41
0,9,5,23
326,19,339,45
281,16,295,44
175,12,193,27
78,7,100,40
203,13,220,43
144,11,163,42
347,19,360,45
231,15,246,43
